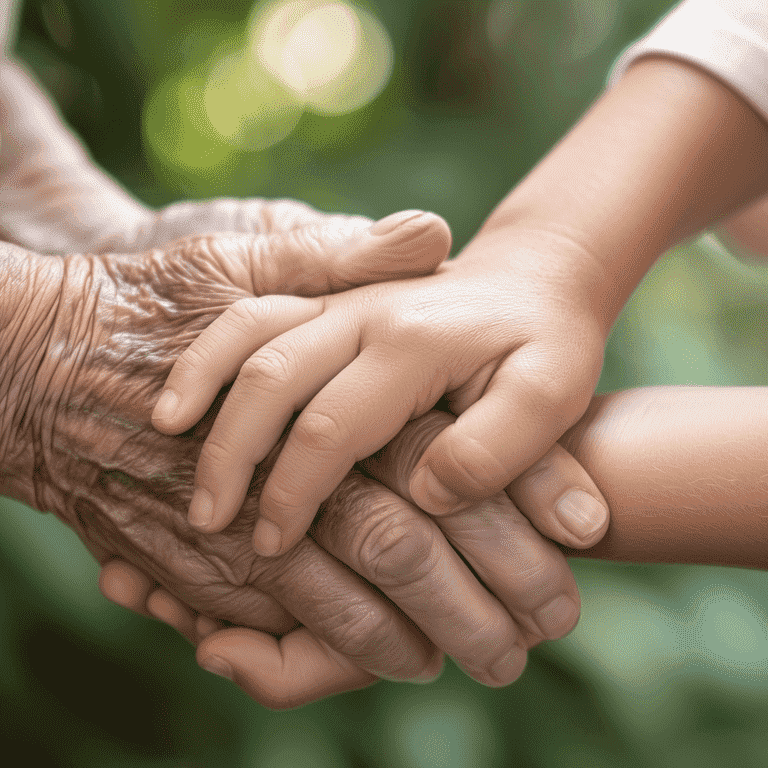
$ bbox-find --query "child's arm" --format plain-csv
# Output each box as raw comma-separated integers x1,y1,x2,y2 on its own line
151,48,768,558
560,386,768,570
718,193,768,261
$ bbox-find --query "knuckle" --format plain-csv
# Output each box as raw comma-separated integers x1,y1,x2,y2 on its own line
529,369,573,411
239,345,294,390
292,409,347,453
229,297,264,326
359,512,438,587
386,306,436,349
263,480,306,514
512,557,566,606
174,343,210,378
200,433,237,471
314,595,392,653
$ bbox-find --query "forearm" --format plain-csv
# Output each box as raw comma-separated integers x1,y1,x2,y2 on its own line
476,56,768,335
560,386,768,569
0,57,152,253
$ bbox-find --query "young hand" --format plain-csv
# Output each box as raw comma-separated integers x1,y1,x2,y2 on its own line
153,224,609,556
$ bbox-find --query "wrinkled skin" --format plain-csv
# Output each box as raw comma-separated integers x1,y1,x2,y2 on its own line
0,222,465,682
0,224,588,698
0,55,588,702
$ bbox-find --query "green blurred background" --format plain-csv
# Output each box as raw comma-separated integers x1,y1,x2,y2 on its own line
3,1,768,766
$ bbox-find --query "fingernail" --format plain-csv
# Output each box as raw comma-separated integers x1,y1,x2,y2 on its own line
153,389,179,422
370,210,428,236
490,645,526,685
410,466,461,515
534,595,579,639
555,489,607,541
253,518,282,556
188,488,214,528
200,655,233,681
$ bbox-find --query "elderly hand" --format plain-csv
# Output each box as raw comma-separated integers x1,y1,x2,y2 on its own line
0,226,586,708
0,54,594,709
101,405,585,708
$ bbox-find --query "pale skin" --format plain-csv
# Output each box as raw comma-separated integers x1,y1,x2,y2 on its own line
105,383,768,707
152,54,768,562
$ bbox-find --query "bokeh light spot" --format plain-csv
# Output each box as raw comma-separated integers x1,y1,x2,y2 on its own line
203,52,303,150
250,0,393,116
143,70,233,173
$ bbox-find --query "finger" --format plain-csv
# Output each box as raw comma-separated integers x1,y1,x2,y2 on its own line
257,347,428,556
363,411,582,649
146,589,200,644
409,349,593,515
186,313,359,533
507,443,609,549
314,471,524,687
196,615,225,640
246,209,452,297
197,627,378,710
164,211,450,300
256,536,438,681
151,295,324,434
100,561,220,644
99,559,154,618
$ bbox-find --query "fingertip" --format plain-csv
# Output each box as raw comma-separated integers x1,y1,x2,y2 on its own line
253,517,284,557
196,615,222,640
554,488,608,547
366,211,452,273
424,213,453,264
151,390,180,432
409,464,472,517
188,487,216,530
198,654,235,681
488,645,527,687
369,209,428,236
99,560,153,614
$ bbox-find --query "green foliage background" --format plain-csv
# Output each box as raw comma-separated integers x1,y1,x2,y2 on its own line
3,1,768,766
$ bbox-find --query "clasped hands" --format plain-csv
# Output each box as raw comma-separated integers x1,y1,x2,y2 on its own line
3,197,602,708
0,58,608,709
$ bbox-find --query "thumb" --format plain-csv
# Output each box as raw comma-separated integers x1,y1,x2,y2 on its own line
246,209,452,297
406,359,590,516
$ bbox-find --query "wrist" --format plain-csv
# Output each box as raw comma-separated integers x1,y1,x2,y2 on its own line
0,245,116,528
452,222,613,340
478,56,768,332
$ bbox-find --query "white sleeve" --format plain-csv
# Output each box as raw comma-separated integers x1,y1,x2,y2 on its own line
608,0,768,123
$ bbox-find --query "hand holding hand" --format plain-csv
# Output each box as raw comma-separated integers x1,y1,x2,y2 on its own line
100,406,588,708
155,224,608,556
